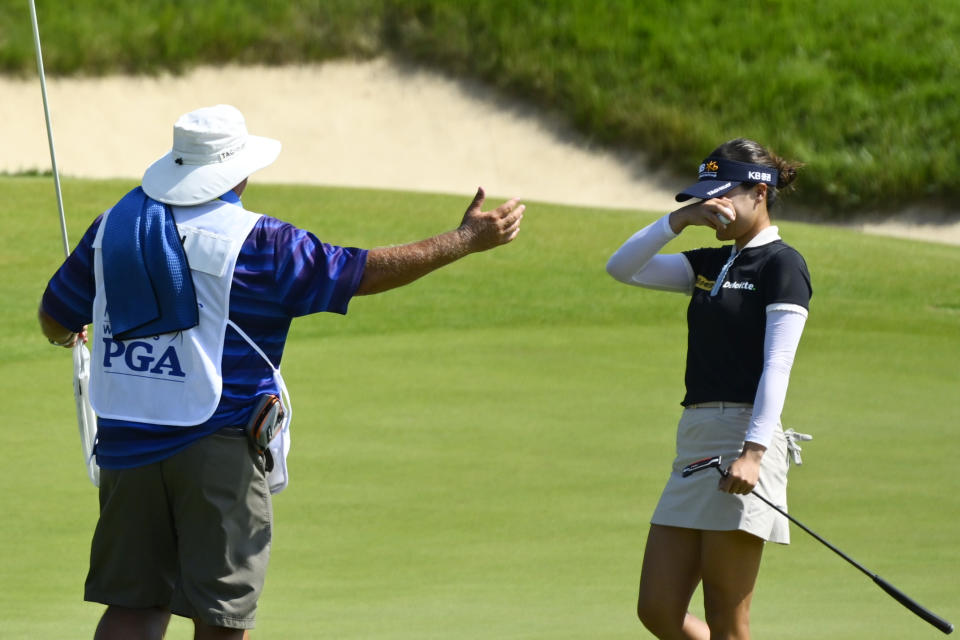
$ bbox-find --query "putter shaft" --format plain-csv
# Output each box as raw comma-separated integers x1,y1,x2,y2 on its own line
680,455,953,634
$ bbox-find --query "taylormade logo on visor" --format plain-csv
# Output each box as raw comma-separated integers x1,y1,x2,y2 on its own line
706,182,733,196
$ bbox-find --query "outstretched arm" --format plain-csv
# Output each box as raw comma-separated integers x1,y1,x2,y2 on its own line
355,187,524,296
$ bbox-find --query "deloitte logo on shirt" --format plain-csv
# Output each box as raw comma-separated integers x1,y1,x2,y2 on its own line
722,281,756,291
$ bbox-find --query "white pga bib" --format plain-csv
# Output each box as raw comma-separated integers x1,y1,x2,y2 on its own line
90,199,261,425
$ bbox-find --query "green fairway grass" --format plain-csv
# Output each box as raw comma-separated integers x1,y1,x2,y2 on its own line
2,177,957,638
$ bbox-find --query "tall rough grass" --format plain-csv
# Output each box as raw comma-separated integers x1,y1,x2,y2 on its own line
1,0,957,217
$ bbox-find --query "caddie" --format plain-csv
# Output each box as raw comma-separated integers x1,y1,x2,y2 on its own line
38,104,524,639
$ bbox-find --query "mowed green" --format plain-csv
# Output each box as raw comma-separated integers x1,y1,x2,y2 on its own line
2,177,957,639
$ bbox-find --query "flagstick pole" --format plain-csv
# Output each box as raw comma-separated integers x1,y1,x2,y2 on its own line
29,0,100,487
29,0,70,258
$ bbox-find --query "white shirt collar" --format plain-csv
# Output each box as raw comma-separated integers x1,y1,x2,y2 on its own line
741,225,780,250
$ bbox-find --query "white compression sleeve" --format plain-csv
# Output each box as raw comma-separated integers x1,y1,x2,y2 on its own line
606,214,694,293
746,307,808,447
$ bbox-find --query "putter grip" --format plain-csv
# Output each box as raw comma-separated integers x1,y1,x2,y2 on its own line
873,575,953,634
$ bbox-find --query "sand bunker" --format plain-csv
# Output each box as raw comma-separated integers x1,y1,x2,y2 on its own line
2,58,957,245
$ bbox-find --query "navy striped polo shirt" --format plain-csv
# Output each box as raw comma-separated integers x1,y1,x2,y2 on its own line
41,193,367,468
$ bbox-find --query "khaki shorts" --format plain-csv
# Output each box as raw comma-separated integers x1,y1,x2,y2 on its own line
651,405,791,544
84,428,272,630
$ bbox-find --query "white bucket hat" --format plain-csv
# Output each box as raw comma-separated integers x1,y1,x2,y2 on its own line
142,104,281,206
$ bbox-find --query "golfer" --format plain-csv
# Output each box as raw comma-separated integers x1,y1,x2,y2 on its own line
606,138,811,639
38,104,524,640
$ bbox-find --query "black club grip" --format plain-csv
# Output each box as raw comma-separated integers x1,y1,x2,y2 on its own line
872,574,953,634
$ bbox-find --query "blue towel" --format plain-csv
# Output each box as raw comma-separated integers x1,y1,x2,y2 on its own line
101,187,198,340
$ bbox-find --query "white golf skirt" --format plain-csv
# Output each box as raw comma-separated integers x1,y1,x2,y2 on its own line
651,405,791,544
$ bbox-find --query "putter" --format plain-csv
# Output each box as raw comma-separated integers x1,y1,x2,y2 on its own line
30,0,100,487
682,456,954,635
